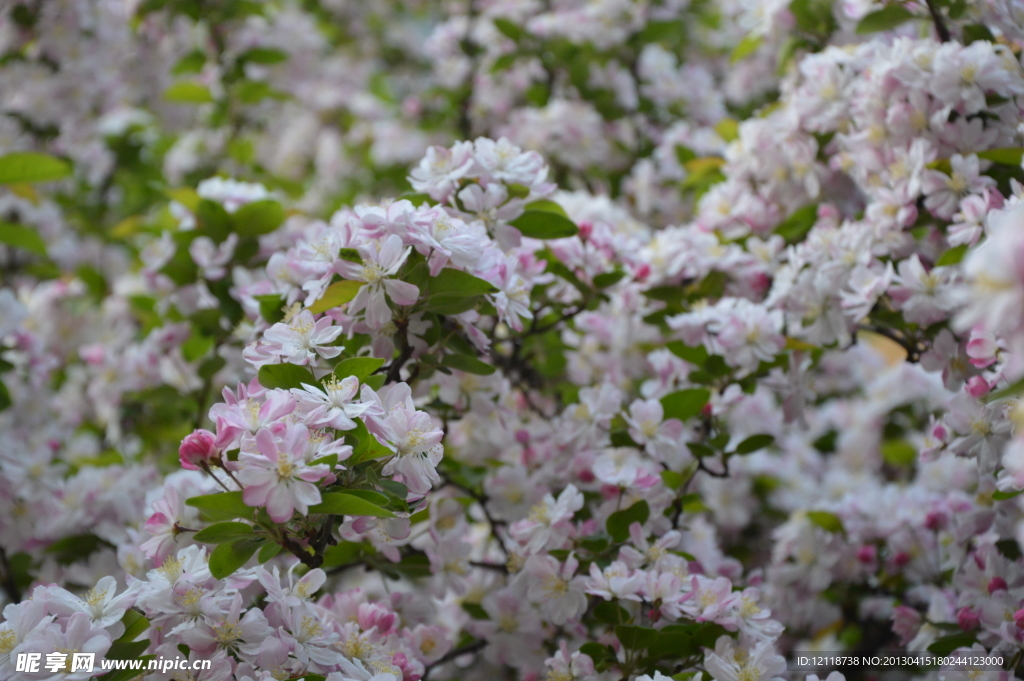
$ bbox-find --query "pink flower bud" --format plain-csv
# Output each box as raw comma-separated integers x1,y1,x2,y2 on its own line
1014,609,1024,629
965,376,990,398
924,511,947,531
957,606,980,631
178,429,220,470
988,575,1008,594
857,545,877,563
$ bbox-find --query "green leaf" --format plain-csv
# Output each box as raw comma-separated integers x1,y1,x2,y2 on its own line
363,374,385,391
666,341,709,366
258,363,316,390
661,470,684,490
172,50,206,75
935,244,969,267
181,333,214,362
660,388,710,422
687,442,714,459
593,601,630,625
0,152,71,184
714,118,739,142
606,500,650,542
239,47,288,64
522,199,569,217
881,439,917,467
424,292,483,315
614,624,658,650
196,199,232,242
734,434,774,454
107,639,151,661
185,492,254,520
428,268,499,295
118,610,149,642
309,280,362,313
209,538,262,579
331,356,385,382
462,602,489,619
806,510,845,535
855,4,915,34
731,34,763,62
993,489,1024,501
199,356,226,381
492,17,524,41
978,148,1024,165
0,222,47,255
309,491,396,518
996,538,1022,560
256,294,286,323
322,541,362,568
648,628,696,659
593,271,626,289
338,247,362,263
963,23,995,44
509,210,579,239
490,53,518,73
45,534,105,565
163,81,215,103
192,521,255,544
927,632,977,656
258,542,283,563
232,199,285,237
441,353,496,375
774,204,818,243
347,419,395,464
236,80,289,104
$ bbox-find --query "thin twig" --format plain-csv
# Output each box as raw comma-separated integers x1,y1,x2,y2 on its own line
924,0,951,42
422,639,488,681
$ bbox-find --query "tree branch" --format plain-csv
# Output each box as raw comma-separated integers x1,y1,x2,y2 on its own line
422,639,488,681
924,0,951,42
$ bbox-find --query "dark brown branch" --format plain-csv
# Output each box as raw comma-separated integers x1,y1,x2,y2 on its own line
422,639,488,681
924,0,951,42
440,474,511,557
385,321,415,384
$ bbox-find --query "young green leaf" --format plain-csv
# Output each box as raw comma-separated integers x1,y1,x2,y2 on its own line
734,434,775,454
331,356,385,382
0,152,72,184
606,500,650,542
192,521,255,543
257,363,316,390
209,538,263,579
428,268,499,296
309,280,362,313
509,210,579,239
440,353,496,375
233,200,286,236
0,222,47,255
309,491,397,518
806,510,845,535
855,4,915,34
660,388,711,422
163,81,215,103
185,492,255,520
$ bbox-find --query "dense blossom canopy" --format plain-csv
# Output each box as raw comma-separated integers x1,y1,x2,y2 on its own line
3,2,1024,681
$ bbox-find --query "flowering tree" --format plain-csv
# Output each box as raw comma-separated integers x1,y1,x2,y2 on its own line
4,2,1024,681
